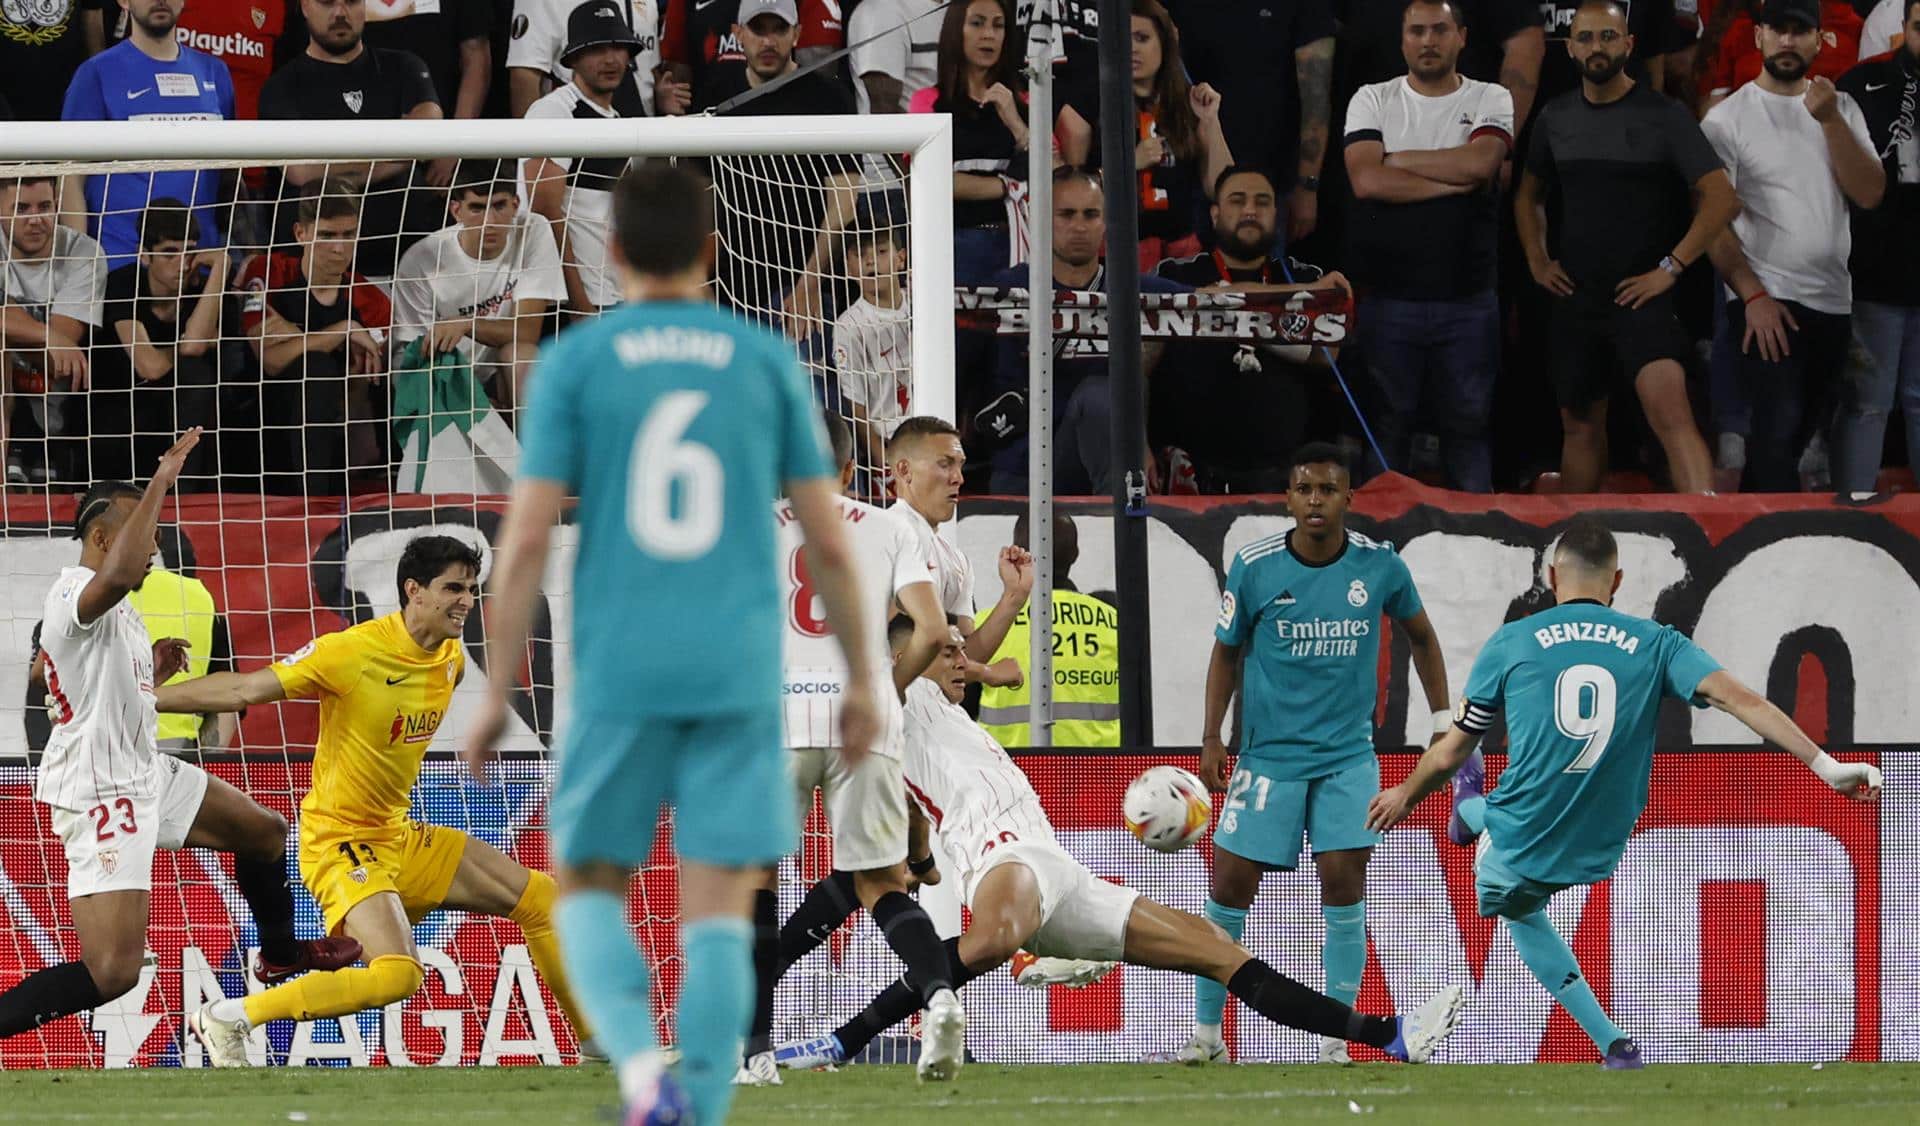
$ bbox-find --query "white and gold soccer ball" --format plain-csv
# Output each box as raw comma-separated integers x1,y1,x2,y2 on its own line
1123,765,1213,853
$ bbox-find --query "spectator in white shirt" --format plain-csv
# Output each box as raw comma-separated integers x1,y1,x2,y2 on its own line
523,1,645,314
1344,0,1513,492
849,0,943,112
507,0,673,116
833,223,912,486
1861,0,1907,58
1704,0,1885,491
1,175,106,486
392,160,564,411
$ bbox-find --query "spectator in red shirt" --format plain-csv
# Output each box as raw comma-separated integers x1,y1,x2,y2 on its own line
1697,0,1862,111
236,184,391,496
168,0,299,119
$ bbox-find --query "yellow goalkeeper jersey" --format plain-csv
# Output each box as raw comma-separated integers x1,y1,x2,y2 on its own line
271,613,463,836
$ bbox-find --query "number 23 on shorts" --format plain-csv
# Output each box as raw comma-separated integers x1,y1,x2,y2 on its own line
1218,767,1272,835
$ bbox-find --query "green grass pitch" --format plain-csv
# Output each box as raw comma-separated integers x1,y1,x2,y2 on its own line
4,1063,1917,1125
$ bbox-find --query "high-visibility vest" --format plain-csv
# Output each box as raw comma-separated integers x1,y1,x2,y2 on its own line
127,570,217,743
978,589,1121,747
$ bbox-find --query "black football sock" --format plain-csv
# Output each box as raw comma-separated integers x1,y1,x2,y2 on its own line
746,888,780,1057
834,937,983,1060
776,870,859,972
1227,959,1397,1048
869,891,952,1002
233,852,300,966
0,962,107,1038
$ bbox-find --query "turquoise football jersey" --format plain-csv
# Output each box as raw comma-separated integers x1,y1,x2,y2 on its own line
1461,600,1721,885
518,300,832,719
1215,530,1422,779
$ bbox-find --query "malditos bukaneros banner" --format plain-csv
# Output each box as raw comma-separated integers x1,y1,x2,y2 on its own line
0,478,1913,1065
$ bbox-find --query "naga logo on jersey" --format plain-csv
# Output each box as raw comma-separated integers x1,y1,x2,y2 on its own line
281,641,316,666
1347,579,1368,608
389,710,445,745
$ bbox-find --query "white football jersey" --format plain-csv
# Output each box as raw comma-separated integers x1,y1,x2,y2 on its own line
391,216,565,365
36,566,160,810
777,496,932,753
832,296,912,439
901,678,1057,897
891,500,974,619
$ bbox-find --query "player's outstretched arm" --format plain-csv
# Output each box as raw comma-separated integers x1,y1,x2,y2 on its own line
1694,670,1883,800
893,581,946,697
788,477,881,763
153,666,287,715
76,428,201,625
965,546,1035,667
464,479,566,779
1367,725,1485,832
1198,641,1241,792
905,801,939,889
1399,609,1452,741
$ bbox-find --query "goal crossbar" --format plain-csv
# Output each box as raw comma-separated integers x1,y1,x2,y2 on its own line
0,115,958,425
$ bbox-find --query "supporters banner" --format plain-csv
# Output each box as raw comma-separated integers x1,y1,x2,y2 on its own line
953,285,1352,344
0,478,1916,1065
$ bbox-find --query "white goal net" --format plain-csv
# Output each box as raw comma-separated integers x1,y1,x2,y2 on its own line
0,116,952,1068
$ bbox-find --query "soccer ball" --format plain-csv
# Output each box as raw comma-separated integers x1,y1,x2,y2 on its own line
1123,765,1213,853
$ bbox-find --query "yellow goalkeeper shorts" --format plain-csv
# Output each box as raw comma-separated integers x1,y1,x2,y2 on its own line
299,819,469,937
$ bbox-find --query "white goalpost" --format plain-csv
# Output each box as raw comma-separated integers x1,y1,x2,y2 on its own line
0,114,952,1069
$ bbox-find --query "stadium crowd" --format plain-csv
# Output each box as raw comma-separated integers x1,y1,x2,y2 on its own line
0,0,1916,495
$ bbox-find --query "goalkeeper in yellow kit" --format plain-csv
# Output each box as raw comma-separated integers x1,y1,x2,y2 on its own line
157,535,587,1064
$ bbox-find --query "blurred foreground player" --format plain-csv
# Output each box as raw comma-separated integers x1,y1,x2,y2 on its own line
177,536,588,1064
1369,516,1882,1067
777,619,1466,1072
466,163,885,1126
0,433,360,1043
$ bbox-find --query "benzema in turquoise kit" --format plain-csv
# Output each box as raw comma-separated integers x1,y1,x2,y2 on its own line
1183,443,1454,1065
1370,517,1882,1069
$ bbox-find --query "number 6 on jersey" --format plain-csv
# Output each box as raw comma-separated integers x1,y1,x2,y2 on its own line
628,390,725,560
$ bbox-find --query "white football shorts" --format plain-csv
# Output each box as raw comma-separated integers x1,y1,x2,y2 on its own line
973,839,1141,961
50,754,209,898
790,748,910,872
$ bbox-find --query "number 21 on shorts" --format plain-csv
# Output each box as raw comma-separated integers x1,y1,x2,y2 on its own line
1219,768,1271,835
